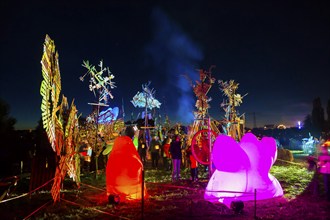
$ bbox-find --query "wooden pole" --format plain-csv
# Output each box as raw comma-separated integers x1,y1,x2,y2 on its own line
208,117,212,177
254,188,257,219
141,169,145,220
88,102,108,179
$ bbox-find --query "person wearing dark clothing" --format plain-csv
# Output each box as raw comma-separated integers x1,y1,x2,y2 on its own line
125,126,136,139
318,146,330,201
307,155,318,195
307,155,317,172
162,137,172,171
170,135,182,181
138,137,147,166
149,136,161,169
186,145,198,181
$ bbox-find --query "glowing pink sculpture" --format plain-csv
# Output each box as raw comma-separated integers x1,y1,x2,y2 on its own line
204,133,283,207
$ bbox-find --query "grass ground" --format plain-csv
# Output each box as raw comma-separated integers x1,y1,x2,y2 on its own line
1,155,330,220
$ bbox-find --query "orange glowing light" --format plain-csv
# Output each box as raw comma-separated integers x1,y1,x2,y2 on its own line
106,136,147,201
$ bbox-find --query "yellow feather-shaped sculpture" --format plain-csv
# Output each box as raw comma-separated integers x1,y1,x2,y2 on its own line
40,35,79,202
40,34,62,152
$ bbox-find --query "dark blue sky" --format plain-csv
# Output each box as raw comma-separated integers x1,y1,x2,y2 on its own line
1,0,329,130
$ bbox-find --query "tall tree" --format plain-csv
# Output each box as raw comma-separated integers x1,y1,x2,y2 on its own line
311,97,325,136
326,99,330,133
0,98,16,134
0,98,17,177
303,114,312,130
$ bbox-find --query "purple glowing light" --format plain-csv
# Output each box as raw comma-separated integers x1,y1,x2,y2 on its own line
205,133,283,207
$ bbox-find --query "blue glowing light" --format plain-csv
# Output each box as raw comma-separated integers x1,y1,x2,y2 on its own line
297,121,302,129
98,107,119,124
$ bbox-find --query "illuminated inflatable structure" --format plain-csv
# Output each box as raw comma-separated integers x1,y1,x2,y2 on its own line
204,133,283,207
106,136,147,201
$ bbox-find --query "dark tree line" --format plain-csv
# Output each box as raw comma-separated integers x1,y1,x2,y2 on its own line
303,97,330,139
0,98,16,134
0,99,48,178
0,98,19,177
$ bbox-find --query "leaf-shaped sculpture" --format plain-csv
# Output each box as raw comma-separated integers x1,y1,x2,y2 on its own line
40,35,79,202
40,34,61,152
51,100,78,201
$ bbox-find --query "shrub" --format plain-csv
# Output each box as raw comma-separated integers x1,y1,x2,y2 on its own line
277,148,294,162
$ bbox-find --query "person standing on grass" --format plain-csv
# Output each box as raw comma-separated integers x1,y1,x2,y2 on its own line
138,137,147,166
186,145,198,182
307,154,318,195
149,135,161,169
161,137,172,171
318,146,330,201
170,135,182,182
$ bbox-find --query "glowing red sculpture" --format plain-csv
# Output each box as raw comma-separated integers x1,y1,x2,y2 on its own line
204,133,283,207
106,136,147,201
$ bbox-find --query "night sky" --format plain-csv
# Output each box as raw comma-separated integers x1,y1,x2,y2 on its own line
1,0,329,130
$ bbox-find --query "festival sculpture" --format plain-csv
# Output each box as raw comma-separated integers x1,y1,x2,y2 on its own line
98,107,119,124
80,60,117,175
218,80,247,141
131,81,161,142
185,67,219,175
191,68,215,119
301,133,318,155
40,35,80,202
80,60,116,105
204,133,284,207
131,82,161,110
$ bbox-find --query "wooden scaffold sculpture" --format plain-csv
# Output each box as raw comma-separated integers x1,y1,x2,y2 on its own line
40,34,80,202
131,81,161,144
185,67,219,175
218,80,247,141
79,60,117,177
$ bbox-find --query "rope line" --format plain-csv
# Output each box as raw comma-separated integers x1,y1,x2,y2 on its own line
61,198,131,220
148,182,257,195
204,189,255,194
277,159,305,167
0,193,29,204
147,182,200,191
22,200,52,220
80,182,106,192
0,178,54,204
29,177,55,194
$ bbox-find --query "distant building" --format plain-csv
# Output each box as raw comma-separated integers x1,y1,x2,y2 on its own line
263,124,276,130
277,124,287,130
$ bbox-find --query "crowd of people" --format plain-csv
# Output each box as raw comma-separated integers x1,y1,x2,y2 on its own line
79,125,204,183
139,132,201,182
102,126,201,201
78,125,330,201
